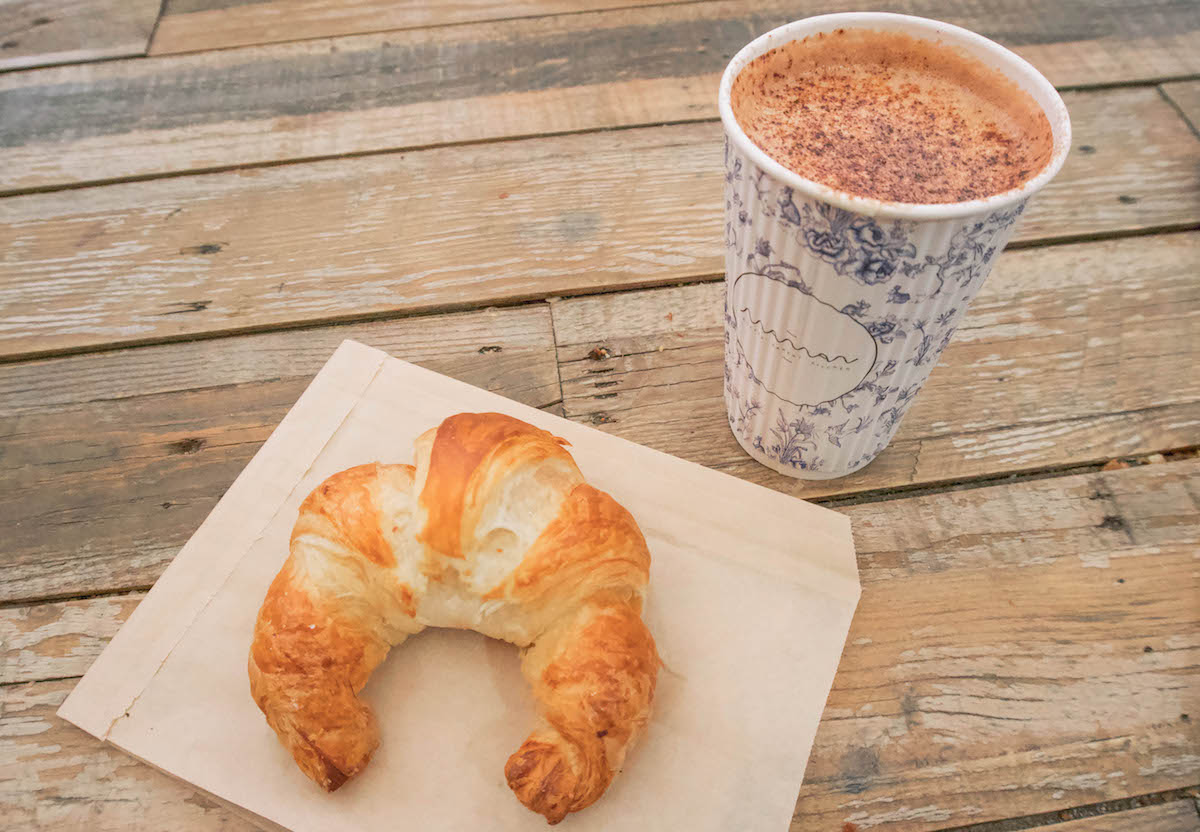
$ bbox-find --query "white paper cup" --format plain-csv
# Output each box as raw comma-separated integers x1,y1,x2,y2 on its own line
719,13,1070,479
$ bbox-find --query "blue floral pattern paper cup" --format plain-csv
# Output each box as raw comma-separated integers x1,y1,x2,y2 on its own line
718,13,1071,479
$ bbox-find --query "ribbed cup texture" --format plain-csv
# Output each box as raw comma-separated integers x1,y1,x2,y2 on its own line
722,134,1028,478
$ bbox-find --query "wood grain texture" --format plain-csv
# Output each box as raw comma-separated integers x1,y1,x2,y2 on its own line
0,679,260,831
551,233,1200,499
1,461,1197,829
793,540,1200,831
0,594,139,685
0,305,560,604
2,0,1198,191
1020,802,1200,832
2,86,1196,360
0,306,559,417
5,458,1197,684
3,232,1196,603
149,0,680,55
0,0,161,71
1163,81,1200,135
844,459,1200,585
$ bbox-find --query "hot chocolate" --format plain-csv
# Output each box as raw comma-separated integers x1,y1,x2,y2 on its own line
730,28,1054,203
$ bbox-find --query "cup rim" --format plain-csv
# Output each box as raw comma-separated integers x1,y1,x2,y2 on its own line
718,12,1073,220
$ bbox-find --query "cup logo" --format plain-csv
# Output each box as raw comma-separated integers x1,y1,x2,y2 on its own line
731,271,877,407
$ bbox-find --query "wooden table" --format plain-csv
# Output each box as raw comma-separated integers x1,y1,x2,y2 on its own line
1,1,1198,830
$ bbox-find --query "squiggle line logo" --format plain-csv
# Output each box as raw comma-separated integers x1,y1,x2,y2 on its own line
732,272,877,407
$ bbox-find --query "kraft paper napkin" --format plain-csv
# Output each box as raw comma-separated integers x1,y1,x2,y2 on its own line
60,340,860,831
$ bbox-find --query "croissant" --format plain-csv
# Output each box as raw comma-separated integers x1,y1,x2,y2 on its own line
248,412,659,824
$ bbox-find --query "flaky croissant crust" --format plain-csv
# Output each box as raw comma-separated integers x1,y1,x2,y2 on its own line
249,412,659,824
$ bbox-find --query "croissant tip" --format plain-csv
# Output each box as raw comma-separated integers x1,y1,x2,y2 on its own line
505,741,576,824
315,760,351,792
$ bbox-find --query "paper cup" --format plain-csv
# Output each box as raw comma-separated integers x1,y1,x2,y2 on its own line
719,13,1071,479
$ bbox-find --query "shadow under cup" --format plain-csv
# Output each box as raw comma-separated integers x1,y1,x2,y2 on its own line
718,13,1072,481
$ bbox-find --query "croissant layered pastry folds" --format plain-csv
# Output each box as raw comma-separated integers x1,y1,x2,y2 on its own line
248,412,660,824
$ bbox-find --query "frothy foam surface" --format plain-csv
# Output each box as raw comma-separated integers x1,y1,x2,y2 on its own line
731,28,1055,204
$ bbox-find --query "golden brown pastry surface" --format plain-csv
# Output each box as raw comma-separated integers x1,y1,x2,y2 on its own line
249,413,658,823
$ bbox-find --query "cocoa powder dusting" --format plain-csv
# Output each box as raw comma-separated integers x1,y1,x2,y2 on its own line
730,29,1054,204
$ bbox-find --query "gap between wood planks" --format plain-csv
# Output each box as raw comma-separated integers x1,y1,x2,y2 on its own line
1,106,1198,202
811,448,1200,511
544,300,568,424
1,154,1197,362
999,222,1200,251
1,1,1195,201
936,788,1200,832
145,0,718,58
3,76,1200,200
1,699,1193,832
2,84,1195,358
0,0,162,74
0,477,1111,613
0,220,1194,368
2,41,1195,89
0,453,1195,617
107,0,1200,81
10,0,1193,82
18,65,1174,92
0,70,1190,199
0,115,710,200
0,585,153,614
145,0,170,55
0,293,562,366
3,458,1196,830
0,0,712,72
1,438,1195,616
2,234,1193,573
1162,83,1200,140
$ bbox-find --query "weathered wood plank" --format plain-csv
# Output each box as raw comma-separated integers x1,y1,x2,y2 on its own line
793,540,1200,831
1163,81,1200,135
0,594,137,685
551,233,1200,500
0,305,560,605
4,458,1197,685
0,306,559,417
1020,802,1200,832
149,0,678,55
0,679,259,831
3,235,1194,604
2,86,1196,360
2,0,1197,191
2,462,1197,829
0,0,160,72
846,460,1200,585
